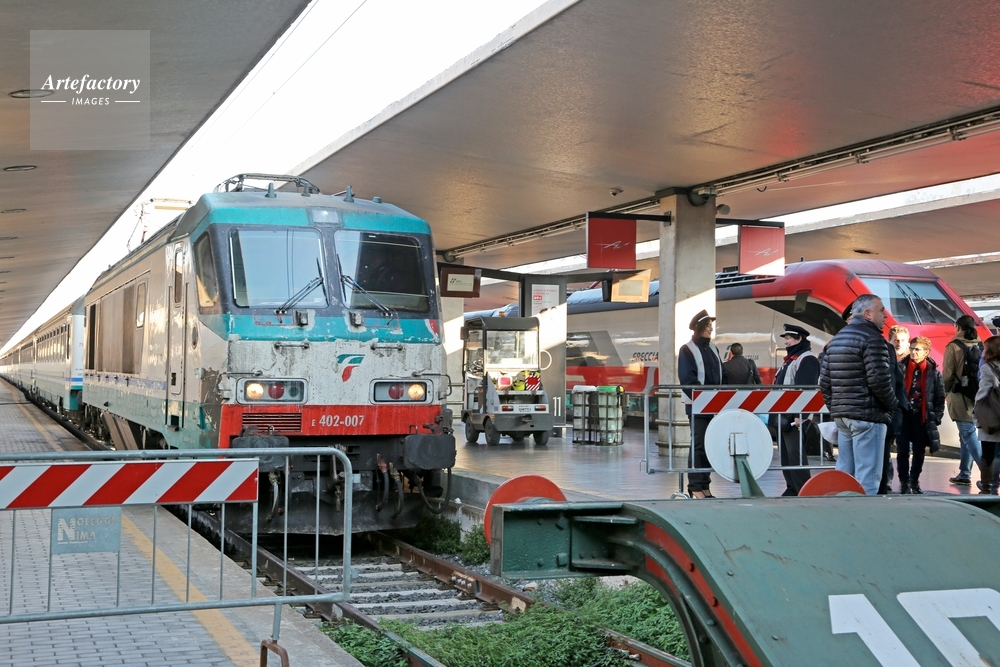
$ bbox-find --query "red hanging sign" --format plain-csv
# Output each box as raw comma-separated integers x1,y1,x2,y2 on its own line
586,215,636,269
739,225,785,276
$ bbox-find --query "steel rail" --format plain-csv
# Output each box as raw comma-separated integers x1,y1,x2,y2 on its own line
368,532,692,667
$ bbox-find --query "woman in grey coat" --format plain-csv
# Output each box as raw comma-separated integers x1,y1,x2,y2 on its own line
975,335,1000,494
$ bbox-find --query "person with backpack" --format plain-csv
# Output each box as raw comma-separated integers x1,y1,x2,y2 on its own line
944,314,984,486
974,335,1000,494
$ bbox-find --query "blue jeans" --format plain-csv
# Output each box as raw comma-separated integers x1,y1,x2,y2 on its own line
835,417,887,495
956,420,982,479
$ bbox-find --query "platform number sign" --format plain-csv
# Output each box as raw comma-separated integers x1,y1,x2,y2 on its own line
830,588,1000,665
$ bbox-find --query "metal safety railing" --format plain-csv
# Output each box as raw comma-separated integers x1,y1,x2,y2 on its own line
642,384,835,493
0,447,353,662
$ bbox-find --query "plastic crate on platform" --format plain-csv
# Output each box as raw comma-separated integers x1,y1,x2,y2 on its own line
571,385,624,445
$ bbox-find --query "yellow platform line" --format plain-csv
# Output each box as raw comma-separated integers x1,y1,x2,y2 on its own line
122,515,260,667
2,379,259,667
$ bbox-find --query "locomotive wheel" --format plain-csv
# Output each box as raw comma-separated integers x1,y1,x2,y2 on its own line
464,419,479,444
533,430,550,446
484,418,501,446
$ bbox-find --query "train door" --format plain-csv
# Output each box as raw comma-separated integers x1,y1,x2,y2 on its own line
166,245,187,430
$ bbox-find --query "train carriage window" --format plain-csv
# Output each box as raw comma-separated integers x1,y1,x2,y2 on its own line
135,283,147,328
862,278,964,325
334,231,429,313
230,228,327,309
193,235,219,308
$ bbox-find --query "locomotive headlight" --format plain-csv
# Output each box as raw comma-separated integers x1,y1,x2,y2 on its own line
373,380,429,402
237,379,306,404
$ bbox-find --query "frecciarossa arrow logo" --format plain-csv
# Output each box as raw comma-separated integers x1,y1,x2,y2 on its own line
337,354,365,381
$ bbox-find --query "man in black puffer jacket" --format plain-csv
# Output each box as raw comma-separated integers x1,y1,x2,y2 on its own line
819,294,898,495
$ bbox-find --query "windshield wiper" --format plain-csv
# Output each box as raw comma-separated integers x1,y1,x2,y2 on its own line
899,283,954,323
276,260,326,315
340,274,396,320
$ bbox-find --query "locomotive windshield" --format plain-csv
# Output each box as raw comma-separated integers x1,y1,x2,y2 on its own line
335,231,429,312
861,278,964,325
230,228,328,309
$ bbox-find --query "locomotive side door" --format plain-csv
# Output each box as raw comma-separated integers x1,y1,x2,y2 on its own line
166,245,187,430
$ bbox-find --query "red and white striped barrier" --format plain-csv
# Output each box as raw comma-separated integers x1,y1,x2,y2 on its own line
691,388,827,415
0,460,258,510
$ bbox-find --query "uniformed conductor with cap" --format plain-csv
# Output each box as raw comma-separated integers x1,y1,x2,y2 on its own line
678,309,727,498
772,324,820,495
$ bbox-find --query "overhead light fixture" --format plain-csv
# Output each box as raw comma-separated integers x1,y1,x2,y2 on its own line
853,248,878,255
3,165,36,172
0,237,17,241
0,209,25,214
9,89,53,99
704,103,1000,197
0,257,13,260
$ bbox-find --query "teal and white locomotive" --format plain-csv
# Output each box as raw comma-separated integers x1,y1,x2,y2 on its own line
1,174,456,534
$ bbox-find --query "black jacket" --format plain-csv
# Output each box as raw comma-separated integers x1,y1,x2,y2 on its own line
723,355,761,385
890,344,910,415
819,318,898,424
901,356,945,452
678,336,728,416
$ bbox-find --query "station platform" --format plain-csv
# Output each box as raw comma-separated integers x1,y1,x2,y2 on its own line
455,424,979,501
0,380,361,667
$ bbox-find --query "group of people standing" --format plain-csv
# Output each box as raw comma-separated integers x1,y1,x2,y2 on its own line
678,310,826,498
679,296,1000,498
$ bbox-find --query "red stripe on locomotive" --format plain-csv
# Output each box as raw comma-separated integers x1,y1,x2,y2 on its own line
218,403,446,444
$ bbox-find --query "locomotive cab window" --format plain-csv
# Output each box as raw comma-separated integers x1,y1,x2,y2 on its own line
193,235,219,309
862,278,964,325
173,250,184,305
335,231,428,312
230,228,327,309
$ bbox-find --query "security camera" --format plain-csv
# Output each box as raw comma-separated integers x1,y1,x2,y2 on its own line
610,188,623,197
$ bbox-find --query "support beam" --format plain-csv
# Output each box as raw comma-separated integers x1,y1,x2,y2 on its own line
657,194,718,450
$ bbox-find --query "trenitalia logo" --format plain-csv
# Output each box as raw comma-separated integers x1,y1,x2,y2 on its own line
41,75,141,96
337,354,365,381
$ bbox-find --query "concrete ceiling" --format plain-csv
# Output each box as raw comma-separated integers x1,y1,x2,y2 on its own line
298,0,1000,279
0,1,308,346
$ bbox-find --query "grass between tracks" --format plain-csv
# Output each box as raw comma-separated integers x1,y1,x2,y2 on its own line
324,571,689,666
325,516,689,666
394,515,491,565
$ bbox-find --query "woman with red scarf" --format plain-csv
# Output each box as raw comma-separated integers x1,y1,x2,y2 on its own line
898,336,945,494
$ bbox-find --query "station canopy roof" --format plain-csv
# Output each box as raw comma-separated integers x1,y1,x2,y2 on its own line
297,0,1000,303
0,1,307,346
7,0,1000,348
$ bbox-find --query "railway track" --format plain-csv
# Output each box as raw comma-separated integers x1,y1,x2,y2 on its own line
199,512,690,667
23,394,687,667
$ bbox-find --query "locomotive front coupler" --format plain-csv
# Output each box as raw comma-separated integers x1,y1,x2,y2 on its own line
231,426,289,472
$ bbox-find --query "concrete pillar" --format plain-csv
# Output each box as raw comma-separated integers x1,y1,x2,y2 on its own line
657,193,717,449
441,295,466,420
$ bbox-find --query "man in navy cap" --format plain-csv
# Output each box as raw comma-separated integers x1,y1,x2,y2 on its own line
772,324,820,495
678,309,727,498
